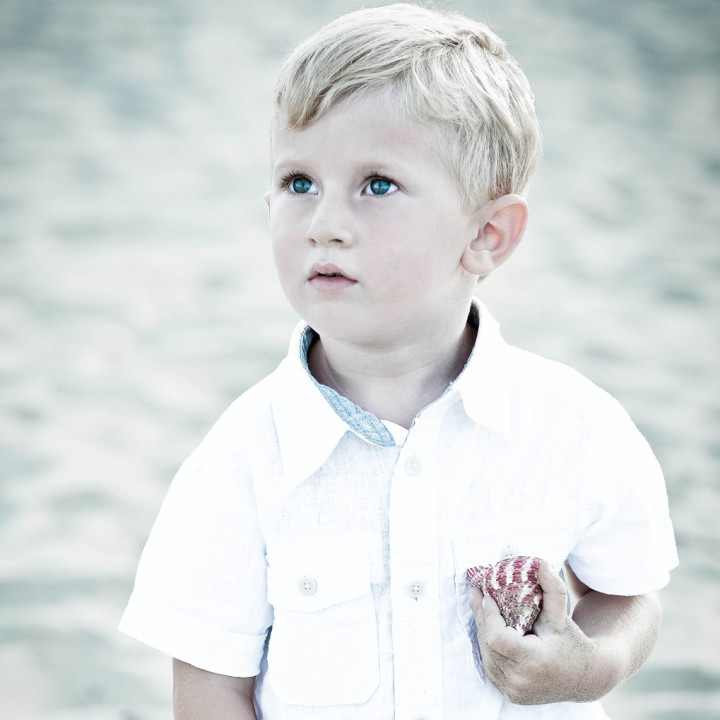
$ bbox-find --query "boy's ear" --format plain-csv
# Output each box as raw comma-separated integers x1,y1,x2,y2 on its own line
461,194,528,277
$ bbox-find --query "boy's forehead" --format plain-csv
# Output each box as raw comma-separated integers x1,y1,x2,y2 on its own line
270,93,437,165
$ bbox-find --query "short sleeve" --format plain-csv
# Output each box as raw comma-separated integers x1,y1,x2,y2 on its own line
567,397,679,596
119,402,273,677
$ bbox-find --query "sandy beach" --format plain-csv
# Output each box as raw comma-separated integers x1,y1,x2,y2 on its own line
1,0,719,717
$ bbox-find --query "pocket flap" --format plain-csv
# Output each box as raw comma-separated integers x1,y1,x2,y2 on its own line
267,561,372,613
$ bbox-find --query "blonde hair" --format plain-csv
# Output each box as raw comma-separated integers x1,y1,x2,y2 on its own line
272,2,542,207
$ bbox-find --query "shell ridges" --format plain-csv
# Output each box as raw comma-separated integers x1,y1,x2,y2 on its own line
466,555,543,635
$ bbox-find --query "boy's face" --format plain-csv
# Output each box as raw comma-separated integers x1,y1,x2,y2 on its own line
267,92,482,349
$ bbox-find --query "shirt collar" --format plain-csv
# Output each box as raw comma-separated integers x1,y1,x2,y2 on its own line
269,298,511,490
450,299,513,439
269,325,353,491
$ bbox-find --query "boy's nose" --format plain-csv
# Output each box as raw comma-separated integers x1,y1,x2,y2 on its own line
305,197,354,247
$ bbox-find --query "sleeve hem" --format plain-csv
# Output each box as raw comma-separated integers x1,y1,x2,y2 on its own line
567,558,679,596
118,596,268,678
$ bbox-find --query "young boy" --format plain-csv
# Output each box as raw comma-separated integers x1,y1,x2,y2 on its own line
120,4,678,718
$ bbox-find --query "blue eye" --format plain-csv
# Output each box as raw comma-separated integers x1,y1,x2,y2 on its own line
289,176,316,194
366,178,397,196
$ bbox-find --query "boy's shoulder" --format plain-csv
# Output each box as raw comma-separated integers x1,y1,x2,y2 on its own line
220,368,281,425
507,343,604,389
499,344,659,483
187,370,280,465
504,342,631,426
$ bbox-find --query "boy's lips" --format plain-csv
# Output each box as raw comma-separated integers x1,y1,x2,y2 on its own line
308,263,358,290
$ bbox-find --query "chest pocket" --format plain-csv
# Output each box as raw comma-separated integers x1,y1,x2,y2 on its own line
266,559,380,706
452,534,573,687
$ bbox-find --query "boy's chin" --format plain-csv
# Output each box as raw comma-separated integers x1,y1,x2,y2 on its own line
301,308,388,345
308,316,434,351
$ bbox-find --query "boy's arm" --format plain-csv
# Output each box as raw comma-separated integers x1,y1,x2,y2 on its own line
173,659,257,719
469,562,662,706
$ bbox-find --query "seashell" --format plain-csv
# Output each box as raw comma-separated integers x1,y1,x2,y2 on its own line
466,555,543,635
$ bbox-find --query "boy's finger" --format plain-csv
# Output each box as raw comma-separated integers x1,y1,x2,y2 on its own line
534,560,569,633
469,586,504,632
470,586,533,662
477,592,511,638
469,586,501,626
479,593,529,658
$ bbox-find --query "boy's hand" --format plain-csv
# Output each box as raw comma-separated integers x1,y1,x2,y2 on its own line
469,561,636,705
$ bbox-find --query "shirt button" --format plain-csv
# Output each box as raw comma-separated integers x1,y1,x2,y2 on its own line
407,581,425,600
298,576,317,596
404,455,422,476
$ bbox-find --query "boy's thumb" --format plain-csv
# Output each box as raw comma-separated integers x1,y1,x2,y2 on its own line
535,561,569,632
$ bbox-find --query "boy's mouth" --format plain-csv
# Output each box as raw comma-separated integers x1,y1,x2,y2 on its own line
308,263,357,288
309,263,355,280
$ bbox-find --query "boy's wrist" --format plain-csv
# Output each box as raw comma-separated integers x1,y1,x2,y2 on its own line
570,600,638,701
550,617,616,703
569,630,622,702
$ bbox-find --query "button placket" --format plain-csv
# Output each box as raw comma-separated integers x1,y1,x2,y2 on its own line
389,428,442,719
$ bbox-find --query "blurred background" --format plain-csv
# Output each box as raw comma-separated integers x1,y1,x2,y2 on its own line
1,0,718,717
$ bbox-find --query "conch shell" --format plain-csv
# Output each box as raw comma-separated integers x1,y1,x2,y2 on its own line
466,555,543,635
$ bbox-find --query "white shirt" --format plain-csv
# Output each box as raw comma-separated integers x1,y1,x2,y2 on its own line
119,302,678,719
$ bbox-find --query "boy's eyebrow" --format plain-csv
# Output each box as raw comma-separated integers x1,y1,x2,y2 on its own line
271,157,406,177
271,157,310,172
356,162,401,177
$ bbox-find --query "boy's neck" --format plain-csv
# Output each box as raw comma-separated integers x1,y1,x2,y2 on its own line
307,317,477,429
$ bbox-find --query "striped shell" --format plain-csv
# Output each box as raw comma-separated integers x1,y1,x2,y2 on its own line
466,555,543,635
